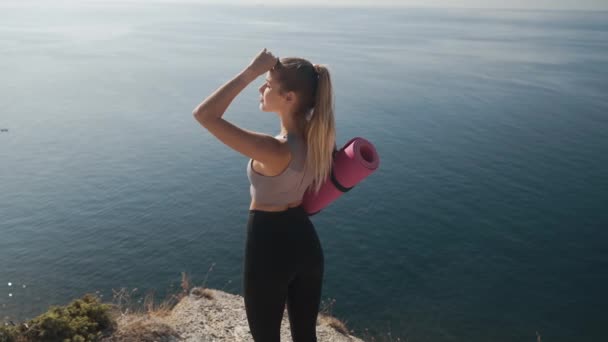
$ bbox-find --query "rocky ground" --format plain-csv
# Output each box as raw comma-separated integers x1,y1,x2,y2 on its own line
106,287,365,342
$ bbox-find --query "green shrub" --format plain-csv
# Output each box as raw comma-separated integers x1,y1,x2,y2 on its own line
0,325,19,342
18,293,115,342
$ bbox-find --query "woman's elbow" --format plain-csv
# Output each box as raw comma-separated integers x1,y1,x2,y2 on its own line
192,105,203,117
193,109,208,126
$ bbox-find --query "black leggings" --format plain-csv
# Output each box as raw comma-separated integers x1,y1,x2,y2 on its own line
243,205,324,342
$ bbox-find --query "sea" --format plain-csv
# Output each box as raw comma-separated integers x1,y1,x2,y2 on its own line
1,2,607,341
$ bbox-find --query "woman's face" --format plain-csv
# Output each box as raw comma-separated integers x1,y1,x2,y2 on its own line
258,71,287,114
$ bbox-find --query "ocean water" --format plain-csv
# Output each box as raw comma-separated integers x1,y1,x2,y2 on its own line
1,3,608,341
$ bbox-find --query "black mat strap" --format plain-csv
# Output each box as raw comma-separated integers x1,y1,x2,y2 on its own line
330,167,353,193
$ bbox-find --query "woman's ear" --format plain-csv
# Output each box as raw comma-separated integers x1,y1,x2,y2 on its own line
284,90,296,103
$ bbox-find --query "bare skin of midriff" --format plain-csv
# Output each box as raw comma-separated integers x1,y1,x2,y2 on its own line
249,199,302,212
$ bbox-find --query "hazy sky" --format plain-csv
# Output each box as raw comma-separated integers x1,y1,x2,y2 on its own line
225,0,607,10
5,0,608,10
122,0,608,10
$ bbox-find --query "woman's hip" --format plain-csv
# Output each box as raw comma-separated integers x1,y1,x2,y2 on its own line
245,205,322,259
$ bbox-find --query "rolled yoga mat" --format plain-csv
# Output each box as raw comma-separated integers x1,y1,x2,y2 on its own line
302,137,380,216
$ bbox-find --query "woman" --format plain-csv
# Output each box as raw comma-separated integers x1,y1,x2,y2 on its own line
193,48,336,341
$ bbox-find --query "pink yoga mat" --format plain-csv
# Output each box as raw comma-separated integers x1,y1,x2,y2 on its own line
302,137,380,216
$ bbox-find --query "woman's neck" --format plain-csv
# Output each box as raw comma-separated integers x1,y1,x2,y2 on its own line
279,116,306,140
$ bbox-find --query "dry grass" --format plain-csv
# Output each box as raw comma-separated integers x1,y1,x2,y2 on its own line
109,272,191,318
318,297,353,336
101,272,195,342
318,297,404,341
101,265,225,341
103,315,180,342
190,287,215,300
318,314,350,335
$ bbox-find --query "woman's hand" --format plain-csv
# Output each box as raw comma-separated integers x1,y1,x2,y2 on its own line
246,48,279,78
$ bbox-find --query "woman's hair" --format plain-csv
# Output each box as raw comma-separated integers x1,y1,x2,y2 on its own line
274,57,336,195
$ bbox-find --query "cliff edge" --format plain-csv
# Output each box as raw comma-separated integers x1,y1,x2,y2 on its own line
106,287,365,342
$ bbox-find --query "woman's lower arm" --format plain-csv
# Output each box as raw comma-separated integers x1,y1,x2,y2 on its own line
193,67,258,124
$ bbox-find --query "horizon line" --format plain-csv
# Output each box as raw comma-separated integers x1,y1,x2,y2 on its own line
2,0,608,11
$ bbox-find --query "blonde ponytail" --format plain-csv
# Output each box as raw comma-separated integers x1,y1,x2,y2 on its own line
304,64,336,195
